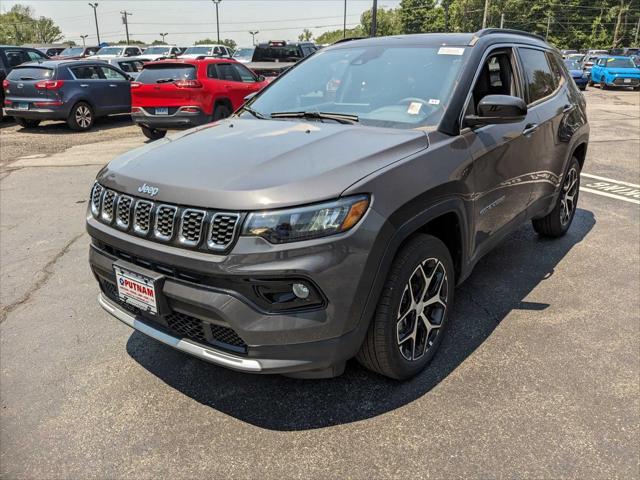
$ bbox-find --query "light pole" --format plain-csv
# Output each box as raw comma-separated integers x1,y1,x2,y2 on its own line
343,0,347,38
370,0,378,37
249,30,259,46
88,3,100,45
160,32,168,43
212,0,222,44
80,34,88,47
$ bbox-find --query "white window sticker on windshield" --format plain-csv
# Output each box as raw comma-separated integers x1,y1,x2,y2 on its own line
428,99,440,105
407,102,422,115
438,47,465,56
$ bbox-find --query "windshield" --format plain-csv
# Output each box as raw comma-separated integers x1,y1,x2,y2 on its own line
606,58,636,68
564,60,581,70
248,45,468,130
253,45,303,62
233,48,254,59
59,47,84,57
183,46,212,55
144,46,170,55
96,47,123,56
136,64,196,83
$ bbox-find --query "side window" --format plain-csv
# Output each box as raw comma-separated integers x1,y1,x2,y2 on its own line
232,63,257,83
100,66,127,80
26,50,45,61
216,63,240,81
468,49,518,115
4,50,29,68
207,64,219,79
70,66,103,80
125,48,135,57
213,47,222,56
546,52,564,88
518,48,556,104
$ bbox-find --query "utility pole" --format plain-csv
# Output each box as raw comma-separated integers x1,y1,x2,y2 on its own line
635,17,639,46
343,0,347,38
88,3,100,45
370,0,378,37
500,13,505,29
212,0,222,44
482,0,490,29
249,30,259,46
160,32,168,43
546,13,551,40
121,10,132,44
80,34,88,47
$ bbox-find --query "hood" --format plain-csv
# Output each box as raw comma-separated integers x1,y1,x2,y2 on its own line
98,118,428,211
568,69,584,77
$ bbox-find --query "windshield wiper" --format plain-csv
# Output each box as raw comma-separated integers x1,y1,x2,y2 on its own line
241,105,269,119
270,111,359,124
155,78,175,83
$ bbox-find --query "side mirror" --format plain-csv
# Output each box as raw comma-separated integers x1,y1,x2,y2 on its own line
244,91,258,102
465,94,527,127
256,75,266,82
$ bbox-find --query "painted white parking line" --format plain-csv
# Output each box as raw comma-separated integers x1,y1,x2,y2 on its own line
580,173,640,205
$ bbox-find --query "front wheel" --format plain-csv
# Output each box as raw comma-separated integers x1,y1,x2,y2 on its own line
588,79,594,87
140,125,166,140
356,234,455,380
15,117,41,128
532,157,580,237
67,102,94,131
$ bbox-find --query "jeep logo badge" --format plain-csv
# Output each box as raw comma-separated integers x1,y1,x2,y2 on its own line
138,183,159,197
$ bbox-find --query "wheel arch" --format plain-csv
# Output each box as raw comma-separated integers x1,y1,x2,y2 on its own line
213,96,233,114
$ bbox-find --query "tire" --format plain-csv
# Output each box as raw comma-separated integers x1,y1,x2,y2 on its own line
532,156,581,238
588,79,594,87
579,86,586,91
356,234,455,380
140,125,167,140
600,81,608,90
212,103,231,121
15,117,41,128
67,102,94,131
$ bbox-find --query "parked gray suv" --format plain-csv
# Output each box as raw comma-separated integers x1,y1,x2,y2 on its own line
87,30,589,379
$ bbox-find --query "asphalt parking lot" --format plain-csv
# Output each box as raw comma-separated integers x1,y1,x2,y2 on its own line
1,89,638,478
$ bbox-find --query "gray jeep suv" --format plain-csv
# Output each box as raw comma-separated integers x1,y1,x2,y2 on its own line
87,29,589,379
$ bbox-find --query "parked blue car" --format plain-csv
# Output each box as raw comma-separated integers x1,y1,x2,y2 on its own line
3,59,132,130
589,56,640,90
563,59,588,90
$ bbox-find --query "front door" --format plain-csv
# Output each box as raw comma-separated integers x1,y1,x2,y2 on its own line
462,48,541,255
99,65,131,113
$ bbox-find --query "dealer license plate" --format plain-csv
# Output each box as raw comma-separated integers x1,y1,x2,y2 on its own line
155,107,169,115
114,265,158,314
16,102,29,110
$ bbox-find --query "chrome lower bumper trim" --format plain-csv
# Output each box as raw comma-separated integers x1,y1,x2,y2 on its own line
98,293,262,372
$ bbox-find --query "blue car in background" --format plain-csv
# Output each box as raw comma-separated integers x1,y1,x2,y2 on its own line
563,58,588,90
589,56,640,90
3,59,132,130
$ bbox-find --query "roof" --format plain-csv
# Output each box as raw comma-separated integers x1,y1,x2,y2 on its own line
14,59,111,68
143,57,237,66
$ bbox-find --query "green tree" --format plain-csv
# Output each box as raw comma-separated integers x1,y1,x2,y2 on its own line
0,5,36,44
360,7,402,36
298,28,313,41
315,26,365,44
115,39,146,45
195,37,236,50
33,16,63,43
151,39,167,45
399,0,446,33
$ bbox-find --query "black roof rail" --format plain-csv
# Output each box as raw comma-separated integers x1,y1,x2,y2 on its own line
470,28,546,45
332,36,367,45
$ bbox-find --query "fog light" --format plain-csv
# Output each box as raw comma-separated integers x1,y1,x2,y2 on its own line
292,283,310,299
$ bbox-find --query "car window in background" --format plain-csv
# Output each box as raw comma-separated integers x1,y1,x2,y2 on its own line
215,63,239,81
518,48,556,103
100,66,127,80
564,59,581,70
70,66,104,79
183,46,212,55
232,63,257,82
86,47,100,56
3,50,29,67
118,60,144,73
136,64,196,83
96,47,124,56
6,66,54,80
233,48,254,61
26,50,46,61
248,45,469,129
144,47,170,55
59,47,84,57
606,58,636,68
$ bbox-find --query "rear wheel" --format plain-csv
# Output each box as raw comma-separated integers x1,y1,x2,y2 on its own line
356,234,454,380
600,81,608,90
212,103,231,121
532,157,580,238
15,117,41,128
588,79,594,87
140,125,167,140
67,102,94,131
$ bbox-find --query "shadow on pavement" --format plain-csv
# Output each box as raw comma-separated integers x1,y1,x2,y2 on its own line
1,114,132,133
127,209,595,431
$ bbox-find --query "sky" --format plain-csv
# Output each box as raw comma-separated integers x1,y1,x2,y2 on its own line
2,0,402,47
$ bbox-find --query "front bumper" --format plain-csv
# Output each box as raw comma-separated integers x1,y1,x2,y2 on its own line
87,206,386,376
132,108,208,130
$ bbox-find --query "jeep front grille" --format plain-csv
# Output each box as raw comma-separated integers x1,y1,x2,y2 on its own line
90,184,242,252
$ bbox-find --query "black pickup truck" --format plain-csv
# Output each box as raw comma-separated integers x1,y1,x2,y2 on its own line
246,40,318,78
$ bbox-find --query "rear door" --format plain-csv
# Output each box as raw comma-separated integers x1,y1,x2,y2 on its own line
212,62,247,107
99,65,131,113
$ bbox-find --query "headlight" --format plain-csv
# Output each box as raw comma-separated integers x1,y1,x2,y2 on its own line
242,195,370,244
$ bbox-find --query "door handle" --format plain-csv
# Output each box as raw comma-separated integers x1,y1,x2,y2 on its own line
523,123,539,136
80,84,89,88
562,104,575,114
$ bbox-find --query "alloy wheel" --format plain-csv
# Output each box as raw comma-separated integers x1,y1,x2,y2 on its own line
396,258,448,361
76,106,92,128
560,166,579,225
